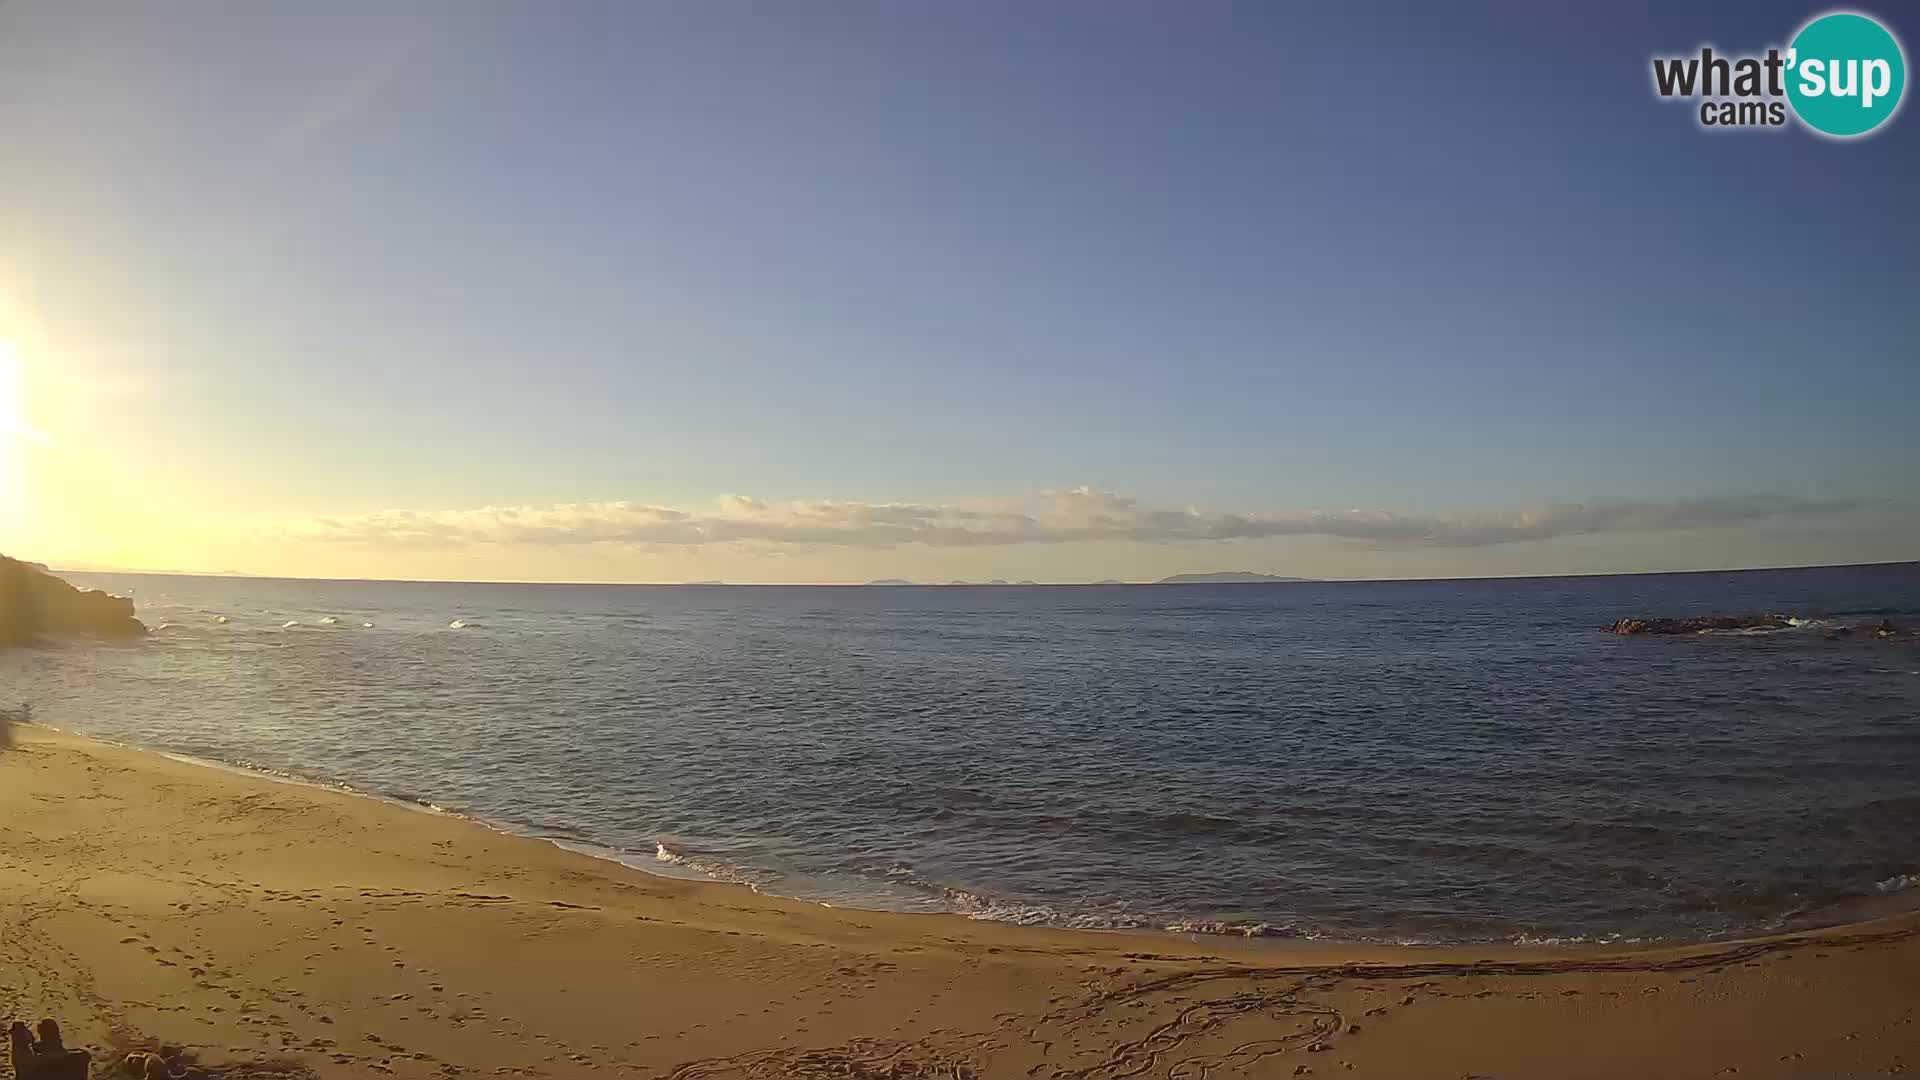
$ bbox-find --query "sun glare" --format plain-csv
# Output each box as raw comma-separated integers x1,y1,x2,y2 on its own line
0,339,44,514
0,342,48,442
0,345,18,511
0,341,17,419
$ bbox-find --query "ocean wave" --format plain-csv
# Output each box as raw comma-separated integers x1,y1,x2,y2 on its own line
1875,872,1920,894
942,888,1148,930
653,842,769,887
447,619,481,630
1509,931,1650,947
1163,919,1301,938
1696,618,1831,636
318,616,342,625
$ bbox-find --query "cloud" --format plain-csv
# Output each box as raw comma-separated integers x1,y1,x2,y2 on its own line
284,489,1867,551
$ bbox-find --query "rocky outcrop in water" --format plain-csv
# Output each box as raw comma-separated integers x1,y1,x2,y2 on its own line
1605,614,1908,639
0,555,145,646
1606,614,1793,635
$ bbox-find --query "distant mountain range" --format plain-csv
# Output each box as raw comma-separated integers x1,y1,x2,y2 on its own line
861,572,1311,585
1154,571,1311,584
871,578,1039,585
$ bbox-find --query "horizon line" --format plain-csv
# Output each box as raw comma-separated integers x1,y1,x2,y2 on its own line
41,557,1920,589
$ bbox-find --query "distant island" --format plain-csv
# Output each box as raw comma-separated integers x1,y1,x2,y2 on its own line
864,573,1309,586
1155,571,1312,584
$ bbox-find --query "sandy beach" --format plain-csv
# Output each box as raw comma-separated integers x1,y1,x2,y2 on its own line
2,723,1916,1079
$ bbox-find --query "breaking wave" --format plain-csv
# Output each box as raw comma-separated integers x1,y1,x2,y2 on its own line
1876,872,1920,895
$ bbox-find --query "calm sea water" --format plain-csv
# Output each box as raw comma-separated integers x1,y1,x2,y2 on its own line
6,564,1919,943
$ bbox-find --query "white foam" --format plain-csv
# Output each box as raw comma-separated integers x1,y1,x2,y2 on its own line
1875,872,1920,894
1510,931,1648,947
1164,919,1295,938
939,888,1147,930
652,842,768,888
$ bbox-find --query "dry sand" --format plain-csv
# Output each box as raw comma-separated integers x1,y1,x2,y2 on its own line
2,723,1916,1079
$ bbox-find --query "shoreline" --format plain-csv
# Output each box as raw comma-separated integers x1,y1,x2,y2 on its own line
4,723,1918,1078
32,720,1920,952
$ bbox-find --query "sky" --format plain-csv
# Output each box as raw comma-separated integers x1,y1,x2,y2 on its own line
0,1,1915,583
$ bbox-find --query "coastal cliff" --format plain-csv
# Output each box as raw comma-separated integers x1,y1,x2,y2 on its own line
0,555,145,645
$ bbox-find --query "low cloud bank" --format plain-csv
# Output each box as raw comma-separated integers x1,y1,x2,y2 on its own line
286,489,1863,550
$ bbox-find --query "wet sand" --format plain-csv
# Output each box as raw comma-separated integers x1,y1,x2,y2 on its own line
3,723,1916,1078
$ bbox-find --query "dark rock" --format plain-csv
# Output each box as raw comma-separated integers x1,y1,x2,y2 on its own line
1605,614,1792,636
0,555,145,646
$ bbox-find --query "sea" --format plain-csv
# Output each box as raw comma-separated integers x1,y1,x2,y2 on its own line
5,562,1918,945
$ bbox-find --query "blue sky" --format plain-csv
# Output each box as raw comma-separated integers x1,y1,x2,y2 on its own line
0,1,1914,581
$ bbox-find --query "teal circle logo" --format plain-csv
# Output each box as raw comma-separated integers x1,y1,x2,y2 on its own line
1786,11,1907,137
